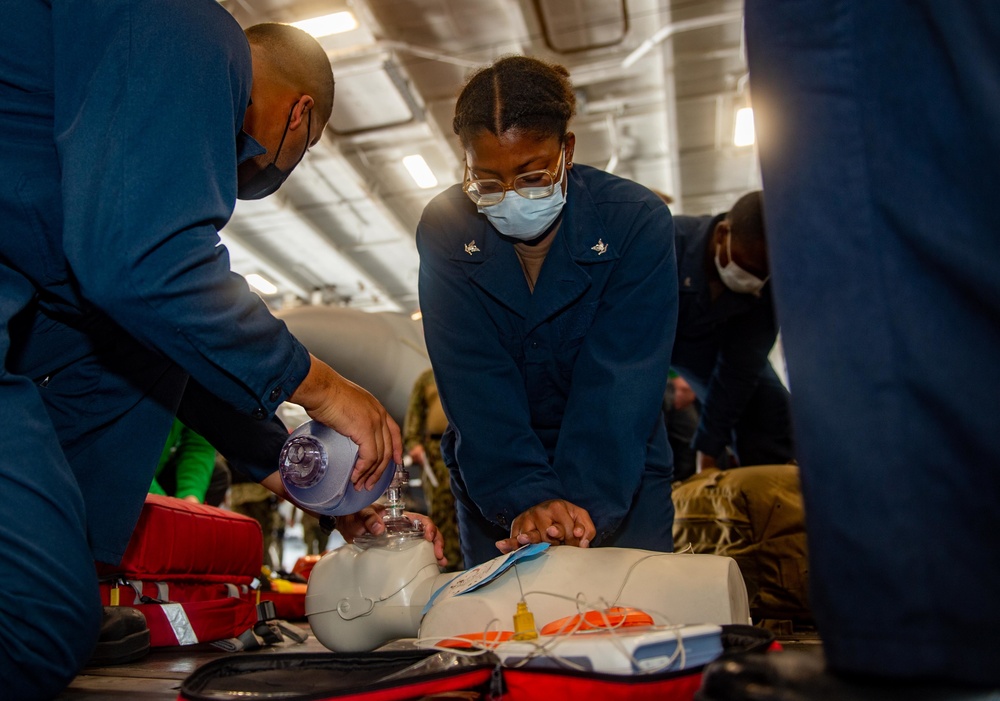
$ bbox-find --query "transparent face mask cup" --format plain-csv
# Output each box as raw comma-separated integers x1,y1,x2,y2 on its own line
278,421,395,515
278,420,425,550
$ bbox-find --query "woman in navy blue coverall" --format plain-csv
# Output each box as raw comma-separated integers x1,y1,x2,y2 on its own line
417,56,678,567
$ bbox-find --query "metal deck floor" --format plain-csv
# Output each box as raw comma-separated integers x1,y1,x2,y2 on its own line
58,623,327,700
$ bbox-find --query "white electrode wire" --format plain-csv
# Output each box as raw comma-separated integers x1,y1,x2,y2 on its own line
514,588,688,674
609,552,675,605
410,640,497,658
514,553,691,673
413,552,697,673
414,616,510,657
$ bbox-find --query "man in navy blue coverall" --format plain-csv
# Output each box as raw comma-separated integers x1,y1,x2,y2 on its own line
670,191,794,472
0,3,412,698
696,2,1000,698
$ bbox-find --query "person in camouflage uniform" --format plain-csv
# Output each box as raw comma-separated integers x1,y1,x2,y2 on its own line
404,368,462,570
229,476,284,571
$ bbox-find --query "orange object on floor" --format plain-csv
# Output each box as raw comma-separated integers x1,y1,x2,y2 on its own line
538,606,654,635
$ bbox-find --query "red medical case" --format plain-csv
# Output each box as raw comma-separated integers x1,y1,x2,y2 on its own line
97,494,264,648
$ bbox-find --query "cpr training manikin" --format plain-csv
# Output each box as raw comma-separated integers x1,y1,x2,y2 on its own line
280,424,752,670
306,536,751,657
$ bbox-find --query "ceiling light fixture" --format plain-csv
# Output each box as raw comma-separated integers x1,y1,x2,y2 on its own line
733,107,755,147
291,11,359,38
402,154,438,189
245,273,278,295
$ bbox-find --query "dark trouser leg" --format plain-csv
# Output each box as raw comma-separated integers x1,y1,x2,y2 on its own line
0,273,102,700
746,0,1000,685
11,302,185,563
42,348,185,564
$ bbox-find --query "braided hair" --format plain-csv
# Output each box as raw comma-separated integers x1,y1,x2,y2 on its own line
453,55,576,146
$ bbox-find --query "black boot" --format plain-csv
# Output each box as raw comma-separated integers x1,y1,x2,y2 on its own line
86,606,150,666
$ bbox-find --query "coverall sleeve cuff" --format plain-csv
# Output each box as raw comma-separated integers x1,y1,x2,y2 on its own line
485,485,567,531
250,339,311,420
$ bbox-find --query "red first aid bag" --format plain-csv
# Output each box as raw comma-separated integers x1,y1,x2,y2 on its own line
97,494,264,648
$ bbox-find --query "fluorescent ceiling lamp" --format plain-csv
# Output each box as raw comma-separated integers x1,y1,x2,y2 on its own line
292,11,358,38
245,273,278,295
734,107,755,147
402,154,438,189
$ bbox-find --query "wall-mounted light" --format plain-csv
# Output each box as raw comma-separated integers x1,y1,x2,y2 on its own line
246,273,278,295
292,11,358,38
733,106,755,147
402,154,438,189
410,310,423,321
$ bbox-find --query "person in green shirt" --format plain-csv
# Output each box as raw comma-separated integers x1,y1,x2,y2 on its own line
150,419,218,504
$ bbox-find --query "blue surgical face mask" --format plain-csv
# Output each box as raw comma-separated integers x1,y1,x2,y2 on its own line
479,149,567,241
237,104,311,200
715,232,769,296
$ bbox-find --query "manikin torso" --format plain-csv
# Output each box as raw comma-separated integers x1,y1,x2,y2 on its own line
306,539,750,653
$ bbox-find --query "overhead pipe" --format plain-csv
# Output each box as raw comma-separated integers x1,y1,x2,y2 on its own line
621,10,744,69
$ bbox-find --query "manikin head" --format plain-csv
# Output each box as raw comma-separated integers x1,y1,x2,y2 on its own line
236,23,335,200
306,539,443,652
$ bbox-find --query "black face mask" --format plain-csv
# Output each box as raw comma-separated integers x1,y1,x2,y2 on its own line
237,103,311,200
